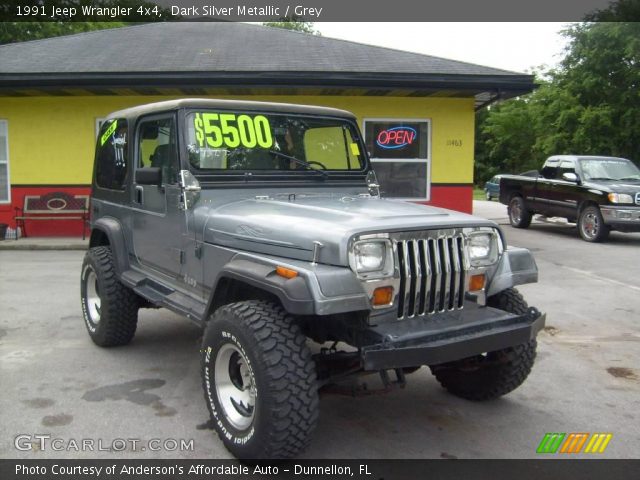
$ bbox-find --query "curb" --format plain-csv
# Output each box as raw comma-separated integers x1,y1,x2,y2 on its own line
0,243,88,251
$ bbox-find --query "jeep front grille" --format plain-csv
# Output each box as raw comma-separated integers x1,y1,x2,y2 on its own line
394,231,469,319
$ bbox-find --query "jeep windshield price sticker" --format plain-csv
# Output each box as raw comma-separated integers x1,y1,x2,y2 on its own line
193,113,273,149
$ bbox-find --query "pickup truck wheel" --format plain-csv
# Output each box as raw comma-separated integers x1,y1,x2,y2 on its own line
201,300,318,459
80,246,139,346
578,205,610,242
508,196,532,228
430,288,537,401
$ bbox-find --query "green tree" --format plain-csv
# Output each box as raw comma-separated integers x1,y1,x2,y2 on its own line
263,16,320,35
0,22,124,44
0,0,172,45
475,20,640,183
539,22,640,160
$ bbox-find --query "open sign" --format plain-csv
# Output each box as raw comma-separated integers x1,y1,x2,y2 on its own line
376,126,417,150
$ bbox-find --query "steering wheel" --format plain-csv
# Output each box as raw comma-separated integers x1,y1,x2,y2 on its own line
306,161,327,170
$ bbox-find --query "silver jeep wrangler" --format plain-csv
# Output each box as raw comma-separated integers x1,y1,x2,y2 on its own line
81,99,545,459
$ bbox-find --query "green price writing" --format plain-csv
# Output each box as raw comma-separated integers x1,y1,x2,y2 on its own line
100,120,118,146
193,113,273,149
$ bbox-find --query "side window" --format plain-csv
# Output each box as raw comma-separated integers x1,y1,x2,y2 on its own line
137,117,179,185
558,160,576,179
541,161,558,179
95,119,128,191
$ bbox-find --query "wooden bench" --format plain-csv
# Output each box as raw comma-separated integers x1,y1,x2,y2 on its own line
14,191,89,239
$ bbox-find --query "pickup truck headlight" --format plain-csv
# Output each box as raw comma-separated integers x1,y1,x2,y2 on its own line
608,193,634,204
467,231,499,267
349,239,394,279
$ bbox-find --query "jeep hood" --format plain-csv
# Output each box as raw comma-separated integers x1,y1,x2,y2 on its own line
199,195,495,265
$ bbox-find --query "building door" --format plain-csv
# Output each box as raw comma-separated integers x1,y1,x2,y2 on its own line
130,115,185,278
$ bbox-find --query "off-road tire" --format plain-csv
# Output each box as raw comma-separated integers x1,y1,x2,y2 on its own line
80,246,139,346
508,195,532,228
578,205,610,243
201,300,319,459
430,288,537,401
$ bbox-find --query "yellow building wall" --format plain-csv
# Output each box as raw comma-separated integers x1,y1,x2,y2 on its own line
1,95,474,185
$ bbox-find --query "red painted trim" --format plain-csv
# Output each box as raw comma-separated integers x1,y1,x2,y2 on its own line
0,186,90,237
419,185,473,214
0,184,473,237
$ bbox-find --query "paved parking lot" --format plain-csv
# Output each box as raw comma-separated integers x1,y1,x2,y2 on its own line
1,201,638,459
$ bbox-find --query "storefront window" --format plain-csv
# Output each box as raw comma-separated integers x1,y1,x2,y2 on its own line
0,120,9,203
364,119,430,200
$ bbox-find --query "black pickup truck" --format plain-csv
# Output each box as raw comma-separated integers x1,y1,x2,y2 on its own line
499,155,640,242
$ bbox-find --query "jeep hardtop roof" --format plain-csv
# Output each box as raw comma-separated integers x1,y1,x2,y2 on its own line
106,98,357,121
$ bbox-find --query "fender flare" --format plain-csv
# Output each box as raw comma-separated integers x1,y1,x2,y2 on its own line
206,258,316,317
486,247,539,297
90,217,129,275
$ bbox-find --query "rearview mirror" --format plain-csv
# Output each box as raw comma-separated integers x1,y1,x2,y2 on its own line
136,167,162,186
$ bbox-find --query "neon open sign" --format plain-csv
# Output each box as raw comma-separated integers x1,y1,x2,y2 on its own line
376,126,417,150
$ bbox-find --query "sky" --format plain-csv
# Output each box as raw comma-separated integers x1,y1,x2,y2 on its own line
316,23,572,74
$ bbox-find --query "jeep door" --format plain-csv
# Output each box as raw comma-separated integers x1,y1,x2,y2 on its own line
130,115,184,277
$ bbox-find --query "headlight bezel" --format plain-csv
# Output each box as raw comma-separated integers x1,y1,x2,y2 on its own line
464,227,502,267
348,236,395,280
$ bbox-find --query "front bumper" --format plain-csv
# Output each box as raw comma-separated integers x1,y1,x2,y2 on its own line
601,206,640,232
360,303,545,370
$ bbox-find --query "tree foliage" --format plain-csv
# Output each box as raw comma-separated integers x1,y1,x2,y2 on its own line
0,0,171,45
475,21,640,185
263,16,320,35
0,22,123,44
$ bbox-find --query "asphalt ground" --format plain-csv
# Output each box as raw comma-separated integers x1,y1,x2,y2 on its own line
0,201,638,459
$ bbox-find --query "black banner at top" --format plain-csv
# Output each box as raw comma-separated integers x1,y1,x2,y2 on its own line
0,0,627,22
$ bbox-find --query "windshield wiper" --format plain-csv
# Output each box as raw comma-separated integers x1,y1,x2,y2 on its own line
268,150,328,178
586,177,615,181
617,176,640,181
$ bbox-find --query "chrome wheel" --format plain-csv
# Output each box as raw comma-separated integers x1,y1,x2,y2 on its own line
214,343,257,430
581,212,599,239
510,199,522,223
85,269,101,324
582,213,600,238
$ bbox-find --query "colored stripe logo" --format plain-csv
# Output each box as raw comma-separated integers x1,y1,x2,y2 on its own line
537,433,612,454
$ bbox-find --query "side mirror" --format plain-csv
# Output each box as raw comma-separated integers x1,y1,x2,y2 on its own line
179,170,201,210
136,167,162,186
562,172,580,183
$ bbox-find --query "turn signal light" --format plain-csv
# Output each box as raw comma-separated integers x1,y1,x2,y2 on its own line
469,274,486,291
275,266,298,279
372,286,394,306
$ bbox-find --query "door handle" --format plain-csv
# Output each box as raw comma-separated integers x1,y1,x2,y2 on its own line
135,185,144,204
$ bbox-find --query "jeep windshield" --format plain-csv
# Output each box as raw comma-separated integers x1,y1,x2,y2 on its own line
185,111,365,178
579,158,640,181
